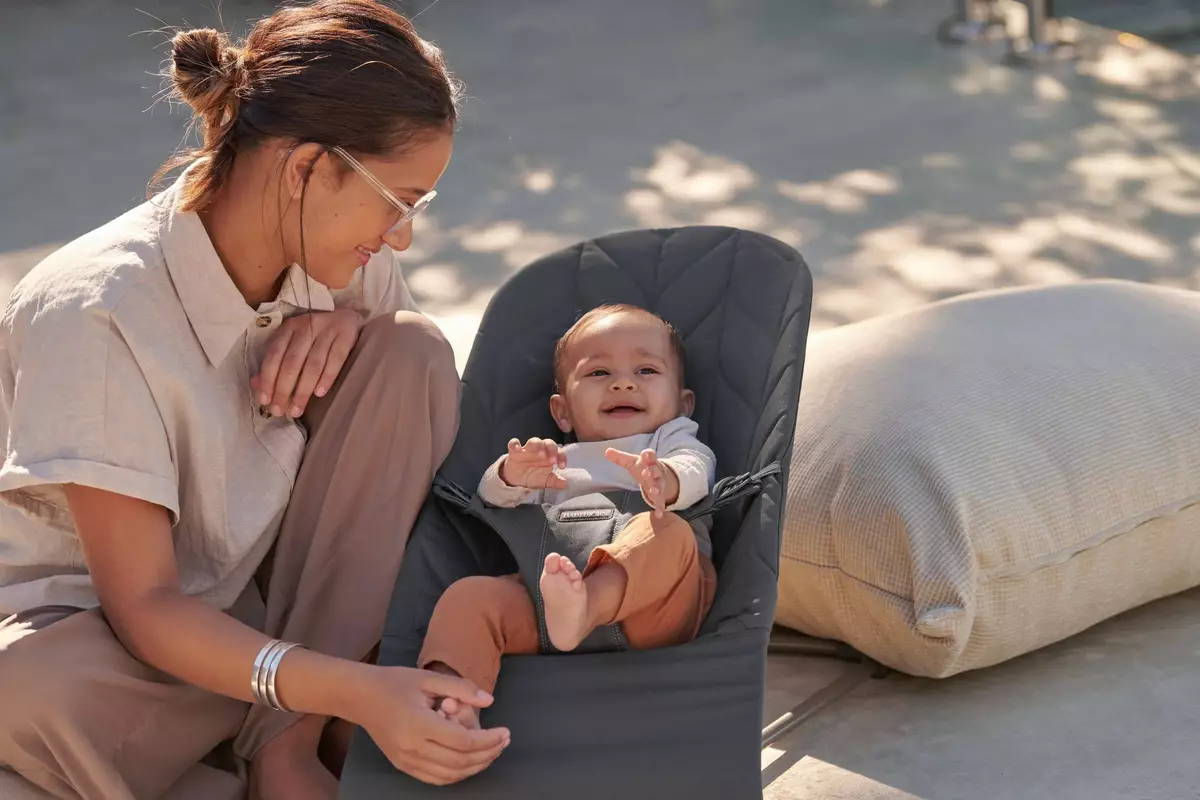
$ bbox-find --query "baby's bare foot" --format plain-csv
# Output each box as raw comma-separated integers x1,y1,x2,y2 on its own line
539,553,591,651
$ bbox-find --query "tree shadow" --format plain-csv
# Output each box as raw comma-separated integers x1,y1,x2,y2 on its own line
2,0,1198,344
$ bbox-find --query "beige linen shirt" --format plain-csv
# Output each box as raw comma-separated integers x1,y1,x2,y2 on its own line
0,171,417,615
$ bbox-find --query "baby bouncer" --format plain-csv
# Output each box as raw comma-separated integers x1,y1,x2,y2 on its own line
341,225,813,799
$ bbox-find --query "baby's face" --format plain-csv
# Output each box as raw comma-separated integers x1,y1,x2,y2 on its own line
550,311,694,442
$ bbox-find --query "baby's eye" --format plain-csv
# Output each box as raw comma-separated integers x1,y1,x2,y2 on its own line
587,368,610,377
637,367,660,375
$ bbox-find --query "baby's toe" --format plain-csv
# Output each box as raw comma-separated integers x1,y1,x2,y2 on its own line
544,553,562,574
563,560,584,584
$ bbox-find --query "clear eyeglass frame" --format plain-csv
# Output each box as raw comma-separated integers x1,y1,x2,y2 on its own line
329,145,436,235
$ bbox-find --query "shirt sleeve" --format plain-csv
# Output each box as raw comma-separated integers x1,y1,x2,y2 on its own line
645,417,717,511
477,455,537,507
658,451,715,511
0,301,179,528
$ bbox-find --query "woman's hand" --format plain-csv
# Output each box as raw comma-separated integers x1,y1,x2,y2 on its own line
604,448,679,517
351,665,510,786
499,437,567,490
252,309,364,418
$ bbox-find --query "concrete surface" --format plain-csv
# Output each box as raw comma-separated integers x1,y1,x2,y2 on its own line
3,1,1200,799
763,586,1200,800
1059,0,1200,52
6,0,1200,368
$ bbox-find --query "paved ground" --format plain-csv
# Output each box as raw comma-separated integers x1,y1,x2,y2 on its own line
3,1,1199,798
764,587,1200,800
1061,0,1200,52
6,0,1200,367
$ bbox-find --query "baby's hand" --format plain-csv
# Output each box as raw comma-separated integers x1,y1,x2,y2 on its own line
500,437,568,490
604,448,679,518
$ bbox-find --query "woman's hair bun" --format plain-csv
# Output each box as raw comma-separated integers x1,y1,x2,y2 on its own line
154,2,461,213
170,28,242,119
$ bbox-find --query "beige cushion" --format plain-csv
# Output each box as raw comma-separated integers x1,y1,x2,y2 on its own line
776,279,1200,677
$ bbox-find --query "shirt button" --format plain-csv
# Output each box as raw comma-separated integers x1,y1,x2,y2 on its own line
255,315,272,328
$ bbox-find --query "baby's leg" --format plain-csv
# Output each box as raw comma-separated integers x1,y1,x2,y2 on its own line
538,553,626,652
540,511,715,652
587,511,716,649
418,574,539,708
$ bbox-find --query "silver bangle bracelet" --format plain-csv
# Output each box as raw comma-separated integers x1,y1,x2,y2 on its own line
251,639,285,707
264,641,300,711
250,639,301,712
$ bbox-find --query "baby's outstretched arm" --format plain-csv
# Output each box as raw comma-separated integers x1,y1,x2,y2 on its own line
477,437,568,508
604,448,678,518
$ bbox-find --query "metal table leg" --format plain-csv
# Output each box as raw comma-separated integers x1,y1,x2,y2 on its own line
937,0,1007,45
1007,0,1077,64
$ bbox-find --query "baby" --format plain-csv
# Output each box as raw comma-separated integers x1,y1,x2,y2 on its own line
418,304,718,728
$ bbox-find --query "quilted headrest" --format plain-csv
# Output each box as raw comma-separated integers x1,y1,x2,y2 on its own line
444,226,811,502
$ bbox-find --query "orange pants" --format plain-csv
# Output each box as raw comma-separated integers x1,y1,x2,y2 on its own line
418,511,717,694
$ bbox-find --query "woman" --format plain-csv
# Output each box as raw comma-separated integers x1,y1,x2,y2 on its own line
0,2,509,798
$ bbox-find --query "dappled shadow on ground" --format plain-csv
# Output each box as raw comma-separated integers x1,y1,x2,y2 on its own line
381,13,1200,370
405,21,1200,345
4,1,1198,350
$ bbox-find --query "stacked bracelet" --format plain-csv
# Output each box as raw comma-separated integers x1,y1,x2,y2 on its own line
251,639,302,712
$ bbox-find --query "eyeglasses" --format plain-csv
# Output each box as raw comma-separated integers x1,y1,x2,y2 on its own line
329,146,437,235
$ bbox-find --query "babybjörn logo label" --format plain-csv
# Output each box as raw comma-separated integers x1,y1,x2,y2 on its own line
558,508,615,523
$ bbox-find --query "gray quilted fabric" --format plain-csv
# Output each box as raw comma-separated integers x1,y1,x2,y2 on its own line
443,225,813,633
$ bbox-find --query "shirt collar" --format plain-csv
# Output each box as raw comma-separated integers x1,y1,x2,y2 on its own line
158,170,336,368
272,263,336,313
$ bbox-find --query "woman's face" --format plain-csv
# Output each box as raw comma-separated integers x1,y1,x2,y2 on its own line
288,132,453,289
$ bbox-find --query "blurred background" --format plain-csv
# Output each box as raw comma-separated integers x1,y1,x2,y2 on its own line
4,0,1199,369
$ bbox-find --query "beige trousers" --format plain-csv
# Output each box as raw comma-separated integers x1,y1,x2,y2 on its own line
0,311,460,800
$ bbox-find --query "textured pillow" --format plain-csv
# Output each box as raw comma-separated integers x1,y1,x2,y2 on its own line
776,279,1200,678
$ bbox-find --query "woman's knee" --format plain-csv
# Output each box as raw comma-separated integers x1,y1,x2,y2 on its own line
0,635,111,787
0,611,136,734
359,311,455,372
354,313,459,421
0,654,70,734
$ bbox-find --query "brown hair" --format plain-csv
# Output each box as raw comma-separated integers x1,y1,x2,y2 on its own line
155,0,462,212
553,305,687,392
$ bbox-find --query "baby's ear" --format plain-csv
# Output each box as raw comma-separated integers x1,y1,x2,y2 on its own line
680,388,696,418
549,394,573,433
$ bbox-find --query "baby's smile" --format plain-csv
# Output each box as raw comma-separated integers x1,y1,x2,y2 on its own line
602,402,645,417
